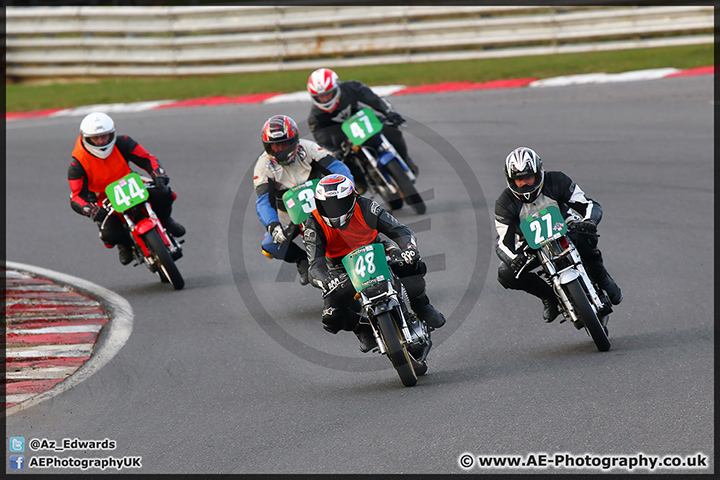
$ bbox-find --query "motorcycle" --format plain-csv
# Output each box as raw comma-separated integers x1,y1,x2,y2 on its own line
338,108,426,214
337,243,433,387
515,203,612,351
281,178,320,226
280,177,321,244
101,172,185,290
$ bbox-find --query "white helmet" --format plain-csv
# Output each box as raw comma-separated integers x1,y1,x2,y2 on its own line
80,112,116,159
307,68,341,113
315,174,356,229
504,146,545,203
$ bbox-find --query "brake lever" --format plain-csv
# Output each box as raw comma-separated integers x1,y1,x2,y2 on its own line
514,247,535,280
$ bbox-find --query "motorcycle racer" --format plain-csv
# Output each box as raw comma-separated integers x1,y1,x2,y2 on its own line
68,112,185,265
303,174,445,352
494,146,622,322
254,115,353,285
306,68,419,186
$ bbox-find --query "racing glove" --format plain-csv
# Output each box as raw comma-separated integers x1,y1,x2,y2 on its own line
323,272,349,294
151,167,170,187
400,245,420,265
385,111,406,126
267,221,287,244
510,251,530,275
333,140,353,160
576,218,598,235
85,203,109,223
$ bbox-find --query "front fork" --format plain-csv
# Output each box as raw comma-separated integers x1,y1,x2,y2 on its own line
358,134,416,195
361,293,416,356
542,246,606,326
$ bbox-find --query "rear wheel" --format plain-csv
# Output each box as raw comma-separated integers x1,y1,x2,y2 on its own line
142,229,184,290
376,311,417,387
386,159,426,214
564,278,609,351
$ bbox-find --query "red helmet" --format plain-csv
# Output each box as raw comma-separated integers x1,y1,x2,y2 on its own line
315,174,356,229
307,68,341,113
261,115,299,165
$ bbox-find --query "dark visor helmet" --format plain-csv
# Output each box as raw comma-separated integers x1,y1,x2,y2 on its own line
504,146,545,203
315,174,357,229
262,115,299,166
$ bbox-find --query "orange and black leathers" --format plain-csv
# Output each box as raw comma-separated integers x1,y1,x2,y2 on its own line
68,135,173,247
304,195,427,334
309,206,378,260
68,135,163,215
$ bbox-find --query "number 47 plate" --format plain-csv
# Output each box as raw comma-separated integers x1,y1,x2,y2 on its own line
105,172,149,212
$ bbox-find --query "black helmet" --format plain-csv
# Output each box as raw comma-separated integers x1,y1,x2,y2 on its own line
315,174,357,229
504,146,545,203
261,115,299,165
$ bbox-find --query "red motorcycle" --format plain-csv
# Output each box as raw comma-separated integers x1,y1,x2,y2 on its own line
100,172,184,290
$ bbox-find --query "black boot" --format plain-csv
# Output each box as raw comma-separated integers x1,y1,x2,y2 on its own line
296,257,309,286
163,217,186,238
353,323,377,353
522,272,560,323
411,294,446,329
542,297,560,323
117,244,134,265
586,261,622,305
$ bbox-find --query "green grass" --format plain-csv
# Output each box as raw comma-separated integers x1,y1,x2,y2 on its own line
5,43,713,112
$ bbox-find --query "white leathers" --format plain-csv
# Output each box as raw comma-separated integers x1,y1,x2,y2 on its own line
253,139,331,193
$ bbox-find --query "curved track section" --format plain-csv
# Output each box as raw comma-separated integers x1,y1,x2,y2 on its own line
5,76,713,474
5,262,134,415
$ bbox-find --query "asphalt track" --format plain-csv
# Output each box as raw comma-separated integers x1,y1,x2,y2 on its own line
5,75,714,475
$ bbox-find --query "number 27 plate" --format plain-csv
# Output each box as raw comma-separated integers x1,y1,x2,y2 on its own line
105,172,149,212
520,205,567,249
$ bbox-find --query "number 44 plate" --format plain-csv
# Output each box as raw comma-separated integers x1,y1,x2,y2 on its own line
105,172,149,212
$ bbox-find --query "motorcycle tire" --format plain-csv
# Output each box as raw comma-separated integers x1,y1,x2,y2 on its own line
564,278,610,352
142,228,185,290
386,197,404,211
385,159,426,215
376,311,417,387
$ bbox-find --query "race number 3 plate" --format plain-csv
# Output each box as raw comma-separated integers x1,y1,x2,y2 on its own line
341,108,384,146
342,243,392,293
282,178,320,225
520,205,567,249
105,172,149,213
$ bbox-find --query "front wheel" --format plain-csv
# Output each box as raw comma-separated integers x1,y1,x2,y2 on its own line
142,229,185,290
386,159,426,214
564,278,610,351
376,311,417,387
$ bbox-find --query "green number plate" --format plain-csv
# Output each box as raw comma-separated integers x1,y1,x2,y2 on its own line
282,178,320,225
341,107,384,146
105,172,149,213
520,205,568,249
342,243,392,293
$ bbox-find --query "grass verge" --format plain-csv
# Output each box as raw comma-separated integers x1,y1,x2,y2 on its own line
5,43,713,113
